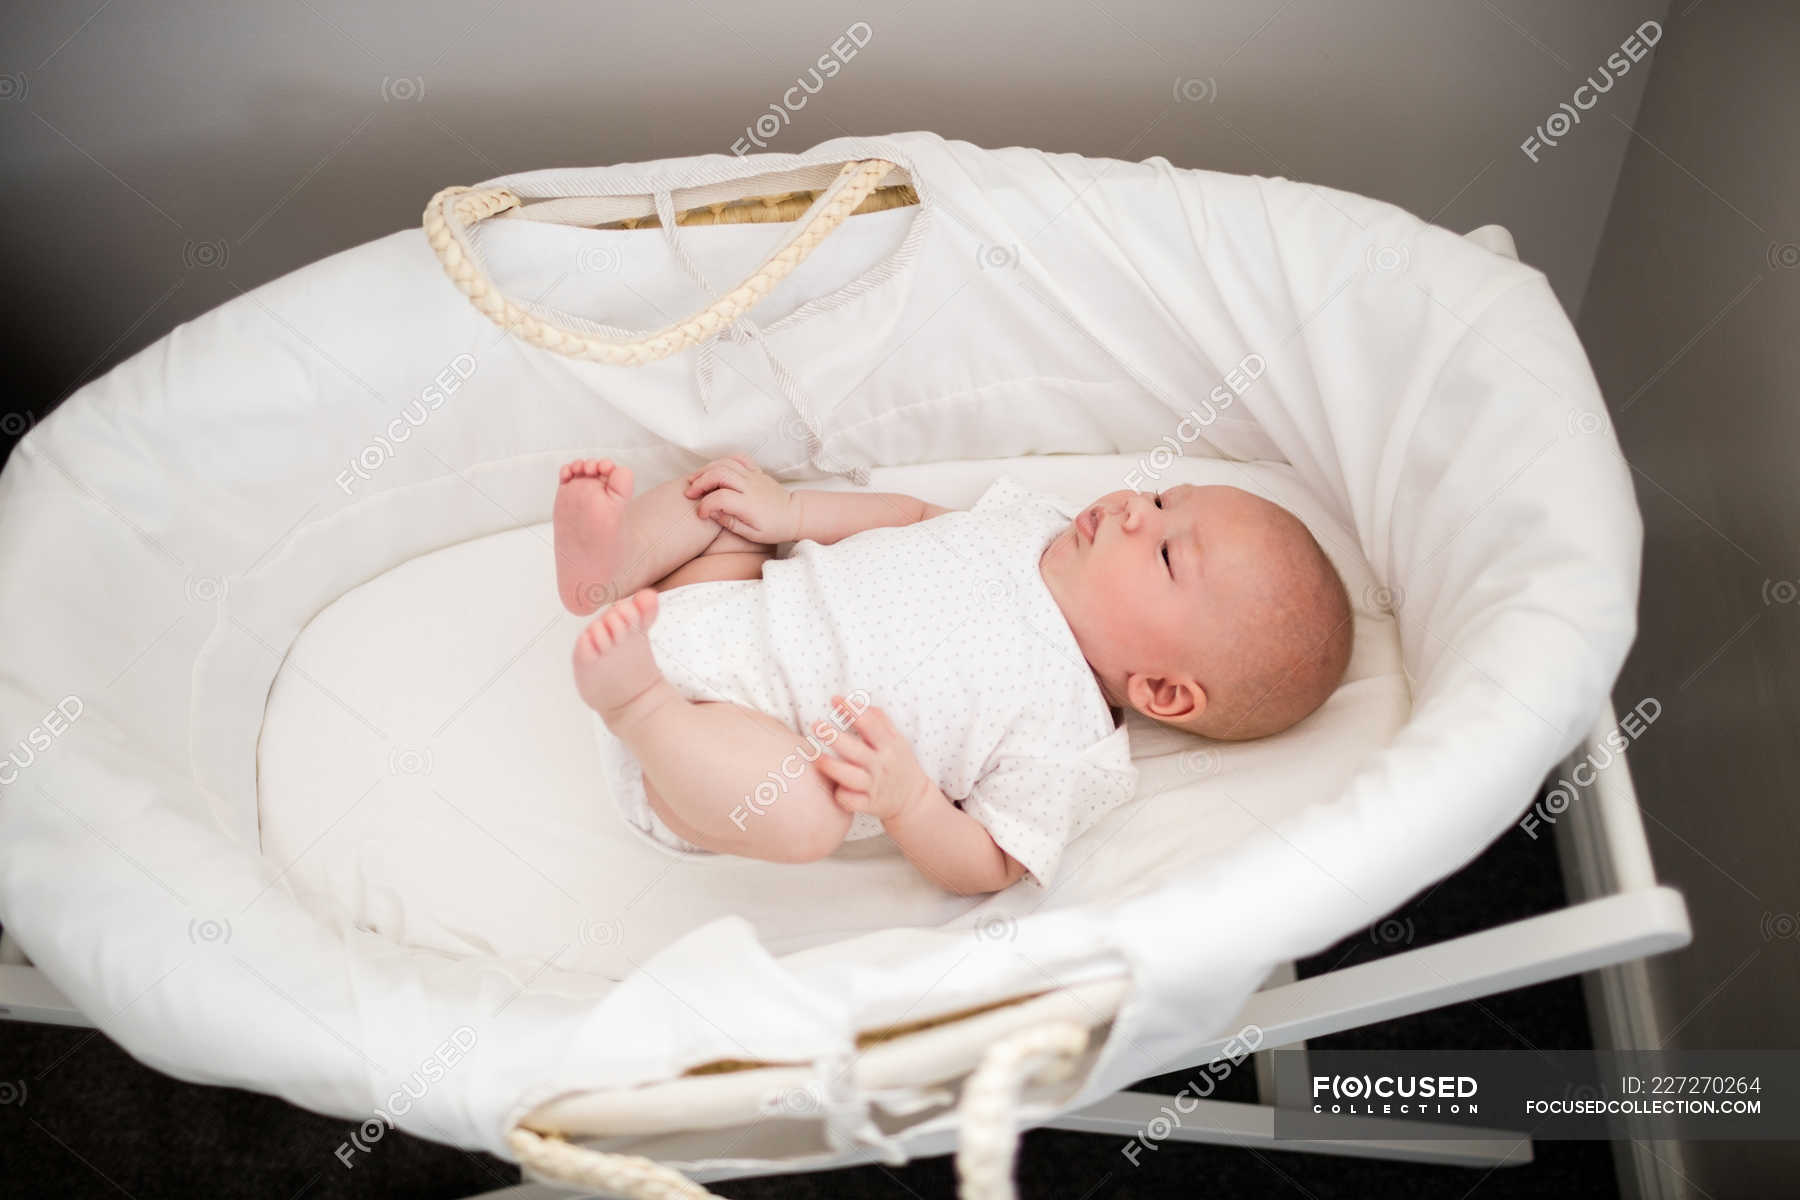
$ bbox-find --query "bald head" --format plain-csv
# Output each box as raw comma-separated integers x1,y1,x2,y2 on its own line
1181,499,1354,740
1039,482,1354,743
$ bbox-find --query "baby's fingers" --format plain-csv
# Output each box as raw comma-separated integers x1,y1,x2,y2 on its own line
846,702,897,751
831,787,874,815
696,490,749,529
815,754,871,793
826,716,874,764
685,453,755,483
684,462,744,498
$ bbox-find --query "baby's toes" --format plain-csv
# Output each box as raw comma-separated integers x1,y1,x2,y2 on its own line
628,587,659,626
576,616,611,659
602,599,641,638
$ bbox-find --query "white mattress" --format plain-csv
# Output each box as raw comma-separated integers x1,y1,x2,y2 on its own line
258,454,1410,977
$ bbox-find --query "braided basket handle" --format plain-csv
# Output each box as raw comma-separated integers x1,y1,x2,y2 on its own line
508,1128,723,1199
423,159,896,366
956,1022,1090,1200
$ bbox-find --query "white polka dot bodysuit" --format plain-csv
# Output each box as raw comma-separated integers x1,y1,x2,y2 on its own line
591,475,1139,888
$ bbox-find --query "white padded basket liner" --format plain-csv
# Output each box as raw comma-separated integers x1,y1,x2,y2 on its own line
0,130,1638,1163
258,455,1408,978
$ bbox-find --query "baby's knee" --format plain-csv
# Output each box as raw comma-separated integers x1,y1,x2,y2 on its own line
763,794,852,863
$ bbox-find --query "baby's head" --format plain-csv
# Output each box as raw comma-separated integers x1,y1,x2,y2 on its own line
1040,484,1353,741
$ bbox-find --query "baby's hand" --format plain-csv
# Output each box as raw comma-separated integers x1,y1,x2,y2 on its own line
814,697,935,823
683,455,801,544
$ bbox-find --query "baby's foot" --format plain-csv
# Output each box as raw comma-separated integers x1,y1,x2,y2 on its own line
554,458,635,614
572,588,666,724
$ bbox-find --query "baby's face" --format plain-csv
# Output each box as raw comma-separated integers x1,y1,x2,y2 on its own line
1038,483,1279,718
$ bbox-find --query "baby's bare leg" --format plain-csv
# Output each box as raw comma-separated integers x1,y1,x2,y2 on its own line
574,588,851,863
650,547,770,591
554,457,768,614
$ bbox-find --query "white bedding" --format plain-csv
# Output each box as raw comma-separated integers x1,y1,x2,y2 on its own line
259,455,1409,978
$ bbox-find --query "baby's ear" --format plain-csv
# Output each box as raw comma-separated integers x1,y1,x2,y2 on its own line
1125,672,1205,724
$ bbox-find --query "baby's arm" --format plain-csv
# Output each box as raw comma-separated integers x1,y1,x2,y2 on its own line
789,489,952,546
882,785,1029,895
816,697,1027,895
685,457,950,546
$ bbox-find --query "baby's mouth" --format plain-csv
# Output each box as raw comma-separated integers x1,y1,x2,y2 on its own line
1077,507,1101,544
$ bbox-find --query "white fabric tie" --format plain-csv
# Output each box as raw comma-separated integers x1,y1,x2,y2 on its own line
656,190,869,485
752,1050,916,1166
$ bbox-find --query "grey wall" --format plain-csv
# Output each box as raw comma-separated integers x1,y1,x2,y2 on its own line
2,0,1665,450
1575,4,1799,1198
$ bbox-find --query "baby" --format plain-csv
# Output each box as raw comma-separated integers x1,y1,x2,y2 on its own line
554,455,1352,895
